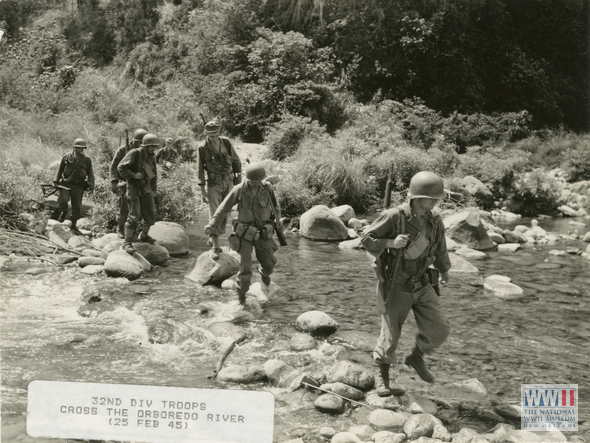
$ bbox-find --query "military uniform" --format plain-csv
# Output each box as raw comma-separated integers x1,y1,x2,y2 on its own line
117,145,158,241
156,146,179,164
208,176,281,304
196,135,241,235
110,143,133,233
51,145,94,229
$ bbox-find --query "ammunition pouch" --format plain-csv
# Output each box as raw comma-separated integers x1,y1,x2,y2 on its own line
234,222,260,242
260,223,274,240
228,233,241,252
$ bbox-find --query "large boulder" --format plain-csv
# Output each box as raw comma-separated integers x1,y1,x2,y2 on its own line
217,365,267,384
300,205,349,241
132,242,170,265
443,210,495,250
461,176,494,209
327,361,374,391
92,233,124,251
104,250,148,280
47,224,74,249
295,311,339,336
331,205,355,225
185,251,239,286
148,221,189,255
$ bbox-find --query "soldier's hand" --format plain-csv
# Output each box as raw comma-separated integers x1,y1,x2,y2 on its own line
133,172,143,180
441,272,450,285
201,187,209,204
53,181,60,188
110,182,119,194
388,234,409,249
204,225,212,235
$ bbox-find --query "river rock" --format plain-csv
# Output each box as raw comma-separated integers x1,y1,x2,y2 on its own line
93,233,124,251
455,247,488,260
207,321,244,338
461,176,494,209
315,393,346,414
448,253,479,274
289,333,317,351
47,224,73,249
484,278,524,299
78,256,106,267
327,361,374,391
451,378,487,394
264,359,300,388
54,255,79,265
133,242,170,265
300,205,349,241
79,265,104,275
497,243,521,252
185,251,239,286
487,231,505,244
558,205,581,217
24,267,53,275
445,237,461,251
295,311,339,336
346,228,359,239
104,250,145,280
320,382,364,400
148,221,189,255
443,210,495,250
373,432,406,443
320,427,337,439
404,413,435,439
347,425,373,441
404,394,438,415
494,403,521,419
81,248,109,259
348,218,367,229
216,365,266,384
365,393,400,410
583,232,590,242
246,280,279,303
339,238,364,250
68,235,92,249
368,409,408,430
329,431,359,442
332,205,355,224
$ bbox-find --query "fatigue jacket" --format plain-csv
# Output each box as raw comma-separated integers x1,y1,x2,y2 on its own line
117,147,158,195
156,147,179,163
55,151,95,188
196,136,241,185
361,203,451,289
110,144,132,183
210,181,280,230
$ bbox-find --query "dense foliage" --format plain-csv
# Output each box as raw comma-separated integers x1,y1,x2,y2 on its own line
1,0,589,226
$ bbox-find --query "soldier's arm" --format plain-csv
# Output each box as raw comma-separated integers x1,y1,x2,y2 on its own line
209,188,239,229
117,150,136,181
360,210,397,258
229,140,242,174
433,216,451,274
196,146,206,186
86,158,95,188
54,157,66,184
151,159,158,194
110,148,124,182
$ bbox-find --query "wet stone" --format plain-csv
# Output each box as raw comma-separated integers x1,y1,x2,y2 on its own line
368,409,408,430
328,360,374,391
314,394,345,415
330,431,360,443
216,365,267,384
403,413,435,439
320,382,364,400
289,333,317,351
347,425,373,441
365,392,400,410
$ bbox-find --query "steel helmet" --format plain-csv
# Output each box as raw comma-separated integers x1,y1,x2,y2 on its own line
133,128,148,142
408,171,446,199
205,120,221,133
73,138,87,148
141,133,162,147
245,162,266,181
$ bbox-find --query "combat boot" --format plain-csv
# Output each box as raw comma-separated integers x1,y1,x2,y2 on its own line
70,220,81,235
375,364,392,397
210,235,222,260
404,346,435,383
122,226,136,255
238,291,246,305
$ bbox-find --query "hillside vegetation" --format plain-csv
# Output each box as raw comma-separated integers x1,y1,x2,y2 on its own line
1,0,589,228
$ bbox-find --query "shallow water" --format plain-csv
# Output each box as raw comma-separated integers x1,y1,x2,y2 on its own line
1,214,589,442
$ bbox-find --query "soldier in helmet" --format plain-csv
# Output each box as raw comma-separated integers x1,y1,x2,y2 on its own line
50,138,95,234
196,120,242,257
361,171,451,395
117,133,160,254
110,128,148,238
204,162,282,305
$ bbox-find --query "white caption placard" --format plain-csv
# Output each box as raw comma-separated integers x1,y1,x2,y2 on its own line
27,380,274,443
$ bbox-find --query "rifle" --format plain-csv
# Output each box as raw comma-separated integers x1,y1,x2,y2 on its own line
199,112,207,127
41,184,59,197
268,193,287,246
125,129,129,151
383,162,394,208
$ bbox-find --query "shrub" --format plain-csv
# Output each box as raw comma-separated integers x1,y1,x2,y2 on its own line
155,163,200,224
565,141,590,182
0,161,43,228
264,115,325,161
507,169,561,216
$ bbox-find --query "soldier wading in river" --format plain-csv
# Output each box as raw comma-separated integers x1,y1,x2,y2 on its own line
196,120,242,259
110,128,148,238
117,133,161,255
204,162,282,305
361,171,451,396
50,138,95,234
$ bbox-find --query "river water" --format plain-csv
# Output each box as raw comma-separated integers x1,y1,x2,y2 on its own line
1,214,589,442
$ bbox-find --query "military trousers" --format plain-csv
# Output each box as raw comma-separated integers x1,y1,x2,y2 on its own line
206,177,233,235
51,186,84,222
125,183,155,235
237,236,277,295
373,280,450,365
117,183,129,233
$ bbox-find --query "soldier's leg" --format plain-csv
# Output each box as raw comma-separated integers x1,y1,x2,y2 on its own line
373,288,414,365
404,283,450,383
117,183,128,236
139,193,156,243
69,186,84,231
237,239,254,304
51,188,70,221
123,186,141,253
254,236,277,286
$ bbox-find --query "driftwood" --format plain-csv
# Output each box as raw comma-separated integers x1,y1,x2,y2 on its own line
0,227,85,259
208,333,248,379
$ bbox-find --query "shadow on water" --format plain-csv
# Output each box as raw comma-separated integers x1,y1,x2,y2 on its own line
1,213,589,441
